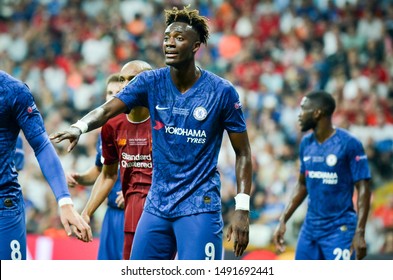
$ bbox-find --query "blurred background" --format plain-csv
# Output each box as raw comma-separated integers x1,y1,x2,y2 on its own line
1,0,392,259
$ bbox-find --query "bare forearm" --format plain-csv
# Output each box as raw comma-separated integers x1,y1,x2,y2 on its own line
356,180,371,231
76,166,101,186
235,152,252,195
82,172,117,217
80,107,112,132
280,183,307,223
230,131,252,195
76,175,97,186
80,98,127,133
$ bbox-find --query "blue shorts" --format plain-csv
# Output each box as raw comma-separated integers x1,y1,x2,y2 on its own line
0,194,26,260
131,211,223,260
97,206,125,260
295,223,356,260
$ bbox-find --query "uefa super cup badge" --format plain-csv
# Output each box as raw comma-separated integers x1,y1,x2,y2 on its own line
193,106,207,121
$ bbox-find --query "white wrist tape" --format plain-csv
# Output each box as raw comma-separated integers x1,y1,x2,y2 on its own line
234,193,250,211
71,120,88,134
58,197,74,207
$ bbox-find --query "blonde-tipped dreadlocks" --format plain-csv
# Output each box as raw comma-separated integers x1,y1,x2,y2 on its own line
164,5,210,45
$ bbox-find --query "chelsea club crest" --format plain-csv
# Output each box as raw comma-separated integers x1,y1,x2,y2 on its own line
326,154,337,166
193,106,207,121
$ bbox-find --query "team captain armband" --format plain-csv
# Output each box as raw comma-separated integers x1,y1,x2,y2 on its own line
71,120,88,133
234,193,250,211
58,197,74,207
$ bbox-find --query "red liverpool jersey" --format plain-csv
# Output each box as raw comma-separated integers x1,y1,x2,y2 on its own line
101,114,152,232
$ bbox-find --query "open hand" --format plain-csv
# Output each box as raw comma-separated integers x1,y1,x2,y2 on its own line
49,127,82,152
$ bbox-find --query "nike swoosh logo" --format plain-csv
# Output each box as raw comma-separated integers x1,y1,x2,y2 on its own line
303,156,311,161
155,105,170,110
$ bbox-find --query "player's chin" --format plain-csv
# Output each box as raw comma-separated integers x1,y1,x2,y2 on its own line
165,59,176,66
299,123,309,132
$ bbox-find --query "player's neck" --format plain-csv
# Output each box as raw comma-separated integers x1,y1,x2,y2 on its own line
128,107,150,123
314,124,335,144
170,63,201,94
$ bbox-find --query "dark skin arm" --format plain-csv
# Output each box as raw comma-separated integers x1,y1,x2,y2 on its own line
49,98,127,152
66,165,101,187
352,179,371,260
81,162,119,226
225,131,252,257
273,173,308,253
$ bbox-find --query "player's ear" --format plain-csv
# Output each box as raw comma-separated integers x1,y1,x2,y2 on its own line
314,108,323,119
193,41,201,53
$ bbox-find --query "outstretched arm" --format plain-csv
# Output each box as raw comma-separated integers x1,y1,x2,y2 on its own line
273,173,307,253
80,162,119,227
225,131,252,257
352,179,371,260
28,132,92,242
66,165,102,187
50,98,127,152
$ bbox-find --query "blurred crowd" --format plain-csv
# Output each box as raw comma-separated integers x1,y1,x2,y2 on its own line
1,0,392,257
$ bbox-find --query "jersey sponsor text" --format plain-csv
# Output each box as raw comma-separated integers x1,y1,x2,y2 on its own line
307,170,338,185
165,125,207,144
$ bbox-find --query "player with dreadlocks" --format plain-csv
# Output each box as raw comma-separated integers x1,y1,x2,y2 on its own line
50,6,252,260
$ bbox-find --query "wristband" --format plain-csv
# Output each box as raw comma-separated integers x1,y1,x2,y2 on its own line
234,193,250,211
58,197,74,207
71,120,88,134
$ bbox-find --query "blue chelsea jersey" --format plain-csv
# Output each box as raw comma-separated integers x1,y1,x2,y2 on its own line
95,136,122,209
299,128,371,232
116,67,247,218
0,71,45,199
